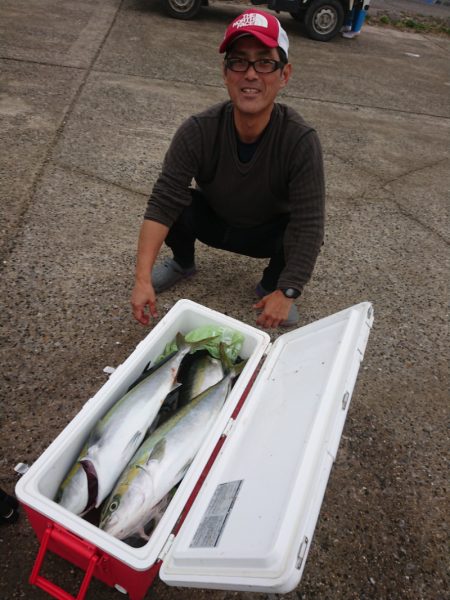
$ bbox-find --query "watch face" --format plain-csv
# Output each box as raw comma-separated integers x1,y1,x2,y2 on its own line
283,288,300,299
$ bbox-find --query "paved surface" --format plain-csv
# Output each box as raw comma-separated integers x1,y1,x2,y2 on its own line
0,1,449,599
371,0,450,18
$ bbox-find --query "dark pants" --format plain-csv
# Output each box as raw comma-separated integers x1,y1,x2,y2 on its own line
166,190,289,291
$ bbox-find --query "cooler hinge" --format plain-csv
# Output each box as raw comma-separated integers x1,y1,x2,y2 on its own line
357,304,374,358
295,536,309,570
263,341,273,357
342,390,350,410
157,533,175,562
221,417,235,438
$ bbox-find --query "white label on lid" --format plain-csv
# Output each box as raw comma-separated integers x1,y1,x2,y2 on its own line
190,480,243,548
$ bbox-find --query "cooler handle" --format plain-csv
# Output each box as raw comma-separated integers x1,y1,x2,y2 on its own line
29,524,99,600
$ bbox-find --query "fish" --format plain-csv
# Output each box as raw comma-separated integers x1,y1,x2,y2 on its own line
99,361,245,541
118,488,176,548
177,351,224,409
155,352,225,429
57,333,218,515
55,444,90,515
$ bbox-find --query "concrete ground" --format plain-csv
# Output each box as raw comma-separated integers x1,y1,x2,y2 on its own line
371,0,450,19
0,0,448,599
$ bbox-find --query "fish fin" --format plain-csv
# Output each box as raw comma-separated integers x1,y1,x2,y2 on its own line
146,438,166,465
231,357,248,379
86,426,103,448
176,459,193,480
219,342,234,373
187,334,221,355
177,332,223,356
122,430,144,460
174,332,186,352
135,457,158,480
138,526,151,541
145,415,161,437
218,343,247,377
217,340,248,378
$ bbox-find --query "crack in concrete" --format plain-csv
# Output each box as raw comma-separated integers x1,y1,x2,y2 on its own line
382,157,449,187
285,92,450,121
422,34,450,52
326,153,449,245
389,195,449,245
0,0,126,271
0,55,86,71
381,158,450,245
54,162,149,198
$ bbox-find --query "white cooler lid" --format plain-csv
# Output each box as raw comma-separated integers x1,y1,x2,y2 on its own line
160,302,373,593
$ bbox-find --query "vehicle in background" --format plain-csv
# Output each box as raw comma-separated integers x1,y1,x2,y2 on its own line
159,0,367,42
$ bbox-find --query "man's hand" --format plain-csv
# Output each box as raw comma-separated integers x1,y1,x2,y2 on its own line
131,220,169,325
131,278,158,325
254,290,294,329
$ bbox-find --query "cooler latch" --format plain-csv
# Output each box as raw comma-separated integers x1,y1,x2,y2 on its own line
221,417,235,438
157,533,175,562
295,536,309,570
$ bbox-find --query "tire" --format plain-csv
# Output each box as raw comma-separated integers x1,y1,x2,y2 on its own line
161,0,202,20
304,0,344,42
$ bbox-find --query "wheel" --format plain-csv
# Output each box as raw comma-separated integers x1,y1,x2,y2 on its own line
304,0,344,42
161,0,202,20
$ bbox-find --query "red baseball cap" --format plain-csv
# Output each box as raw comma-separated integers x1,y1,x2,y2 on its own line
219,9,289,57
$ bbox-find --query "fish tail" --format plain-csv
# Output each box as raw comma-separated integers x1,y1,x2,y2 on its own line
219,342,234,373
174,332,221,355
219,342,247,379
187,334,221,354
175,332,186,351
231,358,247,378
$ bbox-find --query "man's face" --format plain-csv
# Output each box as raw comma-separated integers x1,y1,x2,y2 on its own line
223,36,291,120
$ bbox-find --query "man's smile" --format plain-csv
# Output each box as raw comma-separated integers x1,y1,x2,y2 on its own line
241,87,260,94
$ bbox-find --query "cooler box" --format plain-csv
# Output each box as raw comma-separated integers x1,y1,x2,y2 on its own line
16,299,374,600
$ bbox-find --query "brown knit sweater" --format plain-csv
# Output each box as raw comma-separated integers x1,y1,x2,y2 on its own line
145,101,325,292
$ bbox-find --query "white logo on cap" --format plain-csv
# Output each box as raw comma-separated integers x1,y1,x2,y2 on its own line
233,13,269,30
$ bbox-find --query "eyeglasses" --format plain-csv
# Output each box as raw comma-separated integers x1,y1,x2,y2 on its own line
225,58,284,74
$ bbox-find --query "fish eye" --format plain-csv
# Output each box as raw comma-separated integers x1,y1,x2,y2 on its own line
109,496,120,512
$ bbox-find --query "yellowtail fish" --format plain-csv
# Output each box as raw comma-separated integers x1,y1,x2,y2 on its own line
57,333,218,514
99,361,245,541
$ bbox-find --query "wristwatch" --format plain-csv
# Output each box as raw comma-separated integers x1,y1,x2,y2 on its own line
279,287,301,299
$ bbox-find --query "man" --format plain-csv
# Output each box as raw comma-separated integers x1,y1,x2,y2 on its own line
131,9,325,329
